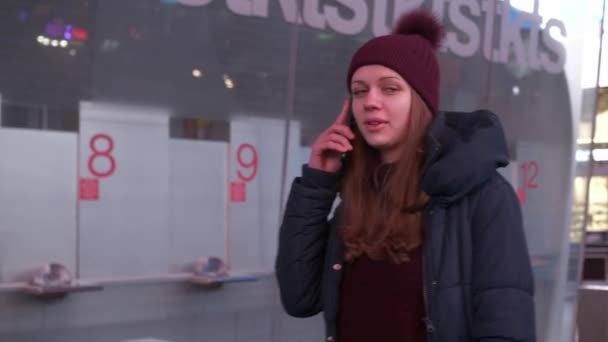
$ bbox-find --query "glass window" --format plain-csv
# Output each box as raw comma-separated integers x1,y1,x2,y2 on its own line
0,1,602,341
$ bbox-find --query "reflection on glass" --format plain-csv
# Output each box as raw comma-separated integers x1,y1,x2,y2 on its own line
0,0,602,341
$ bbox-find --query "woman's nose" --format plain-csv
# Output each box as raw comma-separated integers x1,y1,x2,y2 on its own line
363,91,381,111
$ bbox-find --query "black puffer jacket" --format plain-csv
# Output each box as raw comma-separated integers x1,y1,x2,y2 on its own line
276,110,536,342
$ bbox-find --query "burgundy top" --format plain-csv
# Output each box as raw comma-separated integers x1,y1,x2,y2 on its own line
337,246,427,342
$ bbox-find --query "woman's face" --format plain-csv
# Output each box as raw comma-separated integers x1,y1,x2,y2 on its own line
350,65,413,162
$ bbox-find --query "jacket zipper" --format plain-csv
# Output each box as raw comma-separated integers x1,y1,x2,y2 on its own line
422,231,436,338
422,183,439,342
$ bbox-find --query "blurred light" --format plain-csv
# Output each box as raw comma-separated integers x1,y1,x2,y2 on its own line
37,35,73,49
69,49,77,56
71,27,88,41
594,149,608,161
45,22,63,37
19,9,28,22
577,150,590,162
512,86,520,96
45,23,88,41
192,68,203,78
101,39,120,52
576,148,608,162
223,74,234,89
128,27,141,39
64,24,73,40
318,33,333,41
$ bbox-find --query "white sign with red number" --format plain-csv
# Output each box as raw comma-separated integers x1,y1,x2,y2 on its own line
79,133,116,200
230,143,258,202
228,117,302,271
514,141,566,259
0,128,78,281
78,102,170,278
228,119,262,271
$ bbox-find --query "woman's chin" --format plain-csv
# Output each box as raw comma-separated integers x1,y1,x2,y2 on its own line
363,137,391,150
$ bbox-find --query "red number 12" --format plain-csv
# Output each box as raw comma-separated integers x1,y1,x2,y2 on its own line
521,161,539,189
517,161,539,204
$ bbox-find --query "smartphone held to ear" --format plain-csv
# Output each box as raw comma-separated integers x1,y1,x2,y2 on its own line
347,97,356,130
341,98,355,168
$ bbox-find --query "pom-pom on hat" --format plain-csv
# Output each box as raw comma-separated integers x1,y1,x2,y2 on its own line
347,9,445,113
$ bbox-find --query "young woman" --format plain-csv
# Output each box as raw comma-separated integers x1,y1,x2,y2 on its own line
276,9,535,342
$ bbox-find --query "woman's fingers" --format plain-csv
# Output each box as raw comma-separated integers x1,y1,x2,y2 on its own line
324,141,349,153
329,124,356,140
326,133,353,151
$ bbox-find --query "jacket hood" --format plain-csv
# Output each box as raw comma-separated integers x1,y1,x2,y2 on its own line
420,110,510,204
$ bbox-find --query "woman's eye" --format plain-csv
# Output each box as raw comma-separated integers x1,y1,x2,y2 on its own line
384,87,399,94
352,89,367,96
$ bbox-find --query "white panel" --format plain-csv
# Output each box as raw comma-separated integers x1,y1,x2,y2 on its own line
78,102,170,277
516,141,569,256
497,161,519,192
514,141,571,341
0,128,77,281
229,117,289,270
168,139,227,270
259,120,303,267
282,121,307,207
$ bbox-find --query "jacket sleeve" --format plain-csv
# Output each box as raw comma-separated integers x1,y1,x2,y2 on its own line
471,173,536,342
275,165,341,318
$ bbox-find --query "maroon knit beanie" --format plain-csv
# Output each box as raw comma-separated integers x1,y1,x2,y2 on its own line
347,9,445,113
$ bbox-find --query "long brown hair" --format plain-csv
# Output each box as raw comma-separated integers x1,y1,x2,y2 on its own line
341,90,433,264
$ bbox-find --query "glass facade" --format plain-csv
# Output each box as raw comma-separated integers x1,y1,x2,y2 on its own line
0,0,603,341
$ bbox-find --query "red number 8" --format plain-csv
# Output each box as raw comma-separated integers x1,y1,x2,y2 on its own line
88,134,116,178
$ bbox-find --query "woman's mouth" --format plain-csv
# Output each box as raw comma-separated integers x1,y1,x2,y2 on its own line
364,119,388,132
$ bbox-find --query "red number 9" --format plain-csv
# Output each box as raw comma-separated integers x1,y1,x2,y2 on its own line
237,143,258,182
